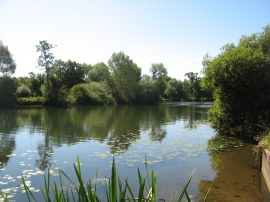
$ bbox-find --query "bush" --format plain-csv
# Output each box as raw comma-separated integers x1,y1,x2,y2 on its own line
16,96,45,106
42,78,69,107
202,25,270,139
71,82,115,105
16,84,31,97
0,76,17,108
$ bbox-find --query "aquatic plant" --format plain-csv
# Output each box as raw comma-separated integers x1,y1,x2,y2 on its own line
2,157,210,201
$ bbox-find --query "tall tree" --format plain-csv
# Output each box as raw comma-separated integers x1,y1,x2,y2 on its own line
150,63,168,97
108,52,141,103
183,72,201,100
36,40,55,91
150,63,167,79
0,41,16,76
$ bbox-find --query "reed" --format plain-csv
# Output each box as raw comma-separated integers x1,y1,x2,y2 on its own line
3,157,210,201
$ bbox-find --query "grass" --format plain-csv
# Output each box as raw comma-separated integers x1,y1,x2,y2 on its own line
2,157,211,202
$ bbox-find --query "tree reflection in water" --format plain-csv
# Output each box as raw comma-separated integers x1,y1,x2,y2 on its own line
0,103,208,170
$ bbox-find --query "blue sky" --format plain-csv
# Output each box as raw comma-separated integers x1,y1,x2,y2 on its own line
0,0,269,79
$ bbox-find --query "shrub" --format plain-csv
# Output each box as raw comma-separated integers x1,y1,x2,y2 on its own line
42,78,69,107
71,82,115,105
16,96,45,106
16,84,31,97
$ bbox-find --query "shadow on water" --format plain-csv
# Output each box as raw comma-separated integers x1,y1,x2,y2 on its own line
197,134,266,202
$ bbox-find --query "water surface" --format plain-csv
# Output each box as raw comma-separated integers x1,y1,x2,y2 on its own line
0,102,264,201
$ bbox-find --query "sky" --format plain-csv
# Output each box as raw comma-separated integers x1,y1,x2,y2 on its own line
0,0,270,80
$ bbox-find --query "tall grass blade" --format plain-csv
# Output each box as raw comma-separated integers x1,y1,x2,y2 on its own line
118,176,127,202
203,185,211,202
22,175,36,202
73,158,88,201
144,156,151,190
43,169,51,202
177,169,195,202
184,190,191,202
125,179,136,201
151,170,156,202
61,170,79,193
138,178,146,202
58,167,66,202
111,157,117,202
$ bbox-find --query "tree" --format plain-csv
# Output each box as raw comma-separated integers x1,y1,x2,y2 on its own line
137,76,161,104
164,78,185,101
51,60,85,88
81,63,92,82
0,41,16,75
90,62,112,84
108,52,141,103
150,63,168,98
183,72,201,100
28,72,45,96
150,63,167,79
36,40,55,91
202,25,270,139
0,76,17,107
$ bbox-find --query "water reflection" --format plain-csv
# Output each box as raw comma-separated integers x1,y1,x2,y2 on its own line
0,103,208,166
0,110,17,169
0,102,264,201
197,135,262,202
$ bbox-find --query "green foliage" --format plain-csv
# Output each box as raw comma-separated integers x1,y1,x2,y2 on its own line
203,25,270,138
16,84,31,97
137,77,161,104
28,72,45,96
36,40,55,97
52,60,85,89
42,77,69,107
18,157,210,202
36,40,55,72
90,62,112,83
0,76,17,108
164,78,186,101
16,97,45,106
71,82,115,105
108,52,141,103
0,41,16,76
81,63,93,83
150,63,167,79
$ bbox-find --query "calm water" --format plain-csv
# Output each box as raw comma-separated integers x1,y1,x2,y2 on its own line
0,102,265,201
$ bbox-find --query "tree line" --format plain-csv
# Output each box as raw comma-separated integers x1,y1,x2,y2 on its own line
0,40,212,108
2,24,269,140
